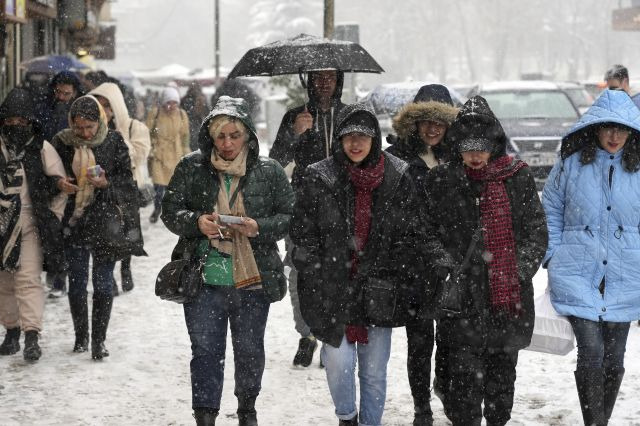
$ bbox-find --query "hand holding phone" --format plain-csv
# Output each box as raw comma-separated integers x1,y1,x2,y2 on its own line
218,214,244,225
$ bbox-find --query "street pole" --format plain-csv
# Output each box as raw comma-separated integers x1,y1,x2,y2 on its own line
324,0,334,39
214,0,220,78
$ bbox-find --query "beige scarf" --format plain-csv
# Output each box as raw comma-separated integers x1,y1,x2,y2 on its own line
210,146,261,289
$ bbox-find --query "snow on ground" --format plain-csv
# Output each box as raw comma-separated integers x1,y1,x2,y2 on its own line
1,204,640,425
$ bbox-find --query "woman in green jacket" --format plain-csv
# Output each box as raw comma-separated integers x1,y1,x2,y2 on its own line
161,96,294,426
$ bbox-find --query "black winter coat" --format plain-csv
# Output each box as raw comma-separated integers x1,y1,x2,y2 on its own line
51,129,143,262
423,161,547,351
290,152,426,347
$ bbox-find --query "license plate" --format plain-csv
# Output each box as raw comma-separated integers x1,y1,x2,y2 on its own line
520,152,557,166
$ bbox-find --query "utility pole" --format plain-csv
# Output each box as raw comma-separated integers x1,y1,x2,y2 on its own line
324,0,334,39
214,0,220,77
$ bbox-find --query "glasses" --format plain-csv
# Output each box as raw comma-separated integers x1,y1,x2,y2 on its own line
600,126,631,137
54,88,75,97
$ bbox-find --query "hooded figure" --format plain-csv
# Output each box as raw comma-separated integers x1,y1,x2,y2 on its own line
290,103,425,426
0,88,67,362
384,84,459,425
270,69,347,368
161,96,294,425
542,89,640,426
422,96,547,425
35,71,84,142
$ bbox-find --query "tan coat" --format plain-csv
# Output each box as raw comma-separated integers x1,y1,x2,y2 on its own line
146,106,190,185
89,83,152,187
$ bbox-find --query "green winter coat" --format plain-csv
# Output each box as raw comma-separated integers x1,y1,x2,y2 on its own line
161,96,294,302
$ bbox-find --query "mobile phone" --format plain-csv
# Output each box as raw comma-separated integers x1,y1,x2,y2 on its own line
87,165,102,178
218,214,244,225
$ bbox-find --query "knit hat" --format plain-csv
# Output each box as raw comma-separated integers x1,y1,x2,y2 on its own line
458,137,495,153
161,86,180,105
69,96,101,122
336,110,377,139
413,84,454,106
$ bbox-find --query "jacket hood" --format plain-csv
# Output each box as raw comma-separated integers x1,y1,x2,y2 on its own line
47,71,83,99
446,95,508,160
89,82,132,138
0,88,40,126
392,101,459,140
561,89,640,159
333,102,381,168
306,70,344,108
197,96,260,164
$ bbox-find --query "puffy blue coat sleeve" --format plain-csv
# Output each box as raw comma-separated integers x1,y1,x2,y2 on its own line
541,157,570,268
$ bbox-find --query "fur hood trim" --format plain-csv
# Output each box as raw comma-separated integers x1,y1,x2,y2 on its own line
392,101,459,139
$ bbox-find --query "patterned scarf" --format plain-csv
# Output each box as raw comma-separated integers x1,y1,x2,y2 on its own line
0,137,27,272
465,155,526,316
345,155,385,344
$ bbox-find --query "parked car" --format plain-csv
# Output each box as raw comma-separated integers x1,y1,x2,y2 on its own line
360,81,466,140
469,80,580,188
556,81,594,115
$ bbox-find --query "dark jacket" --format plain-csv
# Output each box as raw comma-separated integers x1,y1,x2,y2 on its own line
35,71,84,142
0,88,65,273
290,103,425,347
423,97,548,351
270,72,346,189
161,96,294,303
51,128,143,262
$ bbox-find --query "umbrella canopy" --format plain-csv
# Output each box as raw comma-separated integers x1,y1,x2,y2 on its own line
228,33,384,79
20,55,89,74
362,81,466,117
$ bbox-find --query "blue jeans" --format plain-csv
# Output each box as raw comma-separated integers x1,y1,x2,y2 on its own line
184,286,270,409
568,316,630,370
66,247,115,301
320,327,392,426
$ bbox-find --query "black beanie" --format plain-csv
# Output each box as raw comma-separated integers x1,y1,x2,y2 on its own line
70,96,100,122
336,110,377,139
413,84,454,106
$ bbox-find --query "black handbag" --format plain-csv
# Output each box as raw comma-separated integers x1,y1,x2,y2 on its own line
155,253,204,304
363,276,396,325
433,228,482,319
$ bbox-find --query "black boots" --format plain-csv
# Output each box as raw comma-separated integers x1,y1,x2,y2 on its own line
69,293,89,353
413,402,434,426
575,368,606,426
150,209,160,223
193,408,218,426
121,259,134,292
23,330,41,361
604,368,625,422
237,396,258,426
91,295,113,360
339,415,358,425
0,327,20,355
293,336,317,367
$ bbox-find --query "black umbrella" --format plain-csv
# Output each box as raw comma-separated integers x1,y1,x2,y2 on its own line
228,33,384,80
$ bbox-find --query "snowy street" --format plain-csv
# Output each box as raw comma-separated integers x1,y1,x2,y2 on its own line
0,204,639,426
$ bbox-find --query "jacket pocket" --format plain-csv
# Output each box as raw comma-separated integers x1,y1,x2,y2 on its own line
549,244,586,277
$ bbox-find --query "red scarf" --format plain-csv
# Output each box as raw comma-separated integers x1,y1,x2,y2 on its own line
345,155,385,344
465,155,526,316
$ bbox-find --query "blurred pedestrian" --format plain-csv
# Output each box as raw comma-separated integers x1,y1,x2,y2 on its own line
542,89,640,426
0,88,66,362
386,84,458,426
604,64,640,110
181,81,209,151
423,96,547,425
291,103,423,426
146,86,190,223
51,95,144,360
270,69,346,367
162,96,294,426
90,82,151,293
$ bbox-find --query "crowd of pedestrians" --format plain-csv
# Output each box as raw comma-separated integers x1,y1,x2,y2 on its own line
1,64,639,426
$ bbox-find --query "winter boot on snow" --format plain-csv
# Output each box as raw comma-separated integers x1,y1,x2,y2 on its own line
604,368,625,421
69,293,89,352
293,336,317,367
0,327,20,355
91,295,113,360
575,368,606,426
413,400,434,426
193,408,218,425
23,330,41,361
339,415,358,426
121,258,134,292
237,395,258,426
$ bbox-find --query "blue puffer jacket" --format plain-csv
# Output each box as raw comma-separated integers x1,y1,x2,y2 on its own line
542,90,640,322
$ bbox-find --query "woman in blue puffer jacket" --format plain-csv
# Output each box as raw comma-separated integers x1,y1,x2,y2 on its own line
542,89,640,426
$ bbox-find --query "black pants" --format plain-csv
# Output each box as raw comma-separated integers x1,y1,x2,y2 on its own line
406,317,434,412
153,184,166,212
445,345,519,426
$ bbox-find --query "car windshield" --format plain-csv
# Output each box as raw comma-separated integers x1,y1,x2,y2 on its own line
562,88,593,109
482,90,579,120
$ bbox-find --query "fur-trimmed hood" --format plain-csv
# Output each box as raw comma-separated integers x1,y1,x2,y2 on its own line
392,101,459,140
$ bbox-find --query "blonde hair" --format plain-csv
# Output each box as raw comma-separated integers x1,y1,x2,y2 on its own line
208,115,249,142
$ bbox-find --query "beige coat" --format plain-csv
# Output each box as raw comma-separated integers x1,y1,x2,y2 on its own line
146,106,190,185
90,83,151,187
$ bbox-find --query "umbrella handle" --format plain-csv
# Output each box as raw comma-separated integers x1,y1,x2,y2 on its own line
298,69,307,89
